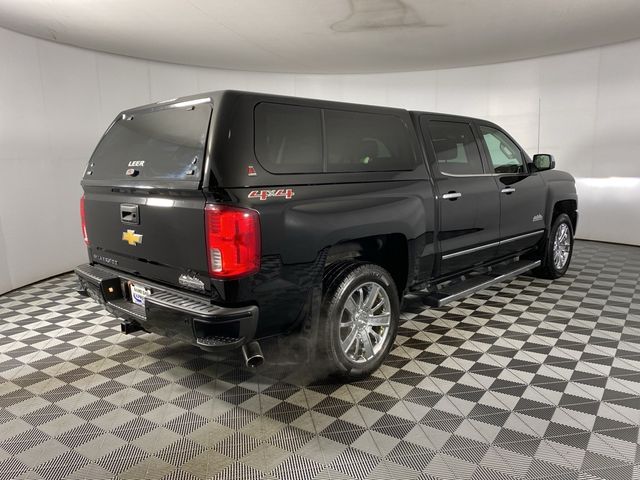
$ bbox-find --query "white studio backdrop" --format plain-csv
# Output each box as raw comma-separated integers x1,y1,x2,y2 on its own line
1,26,639,294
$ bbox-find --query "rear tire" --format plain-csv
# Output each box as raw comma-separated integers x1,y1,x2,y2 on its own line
533,213,574,279
319,262,399,380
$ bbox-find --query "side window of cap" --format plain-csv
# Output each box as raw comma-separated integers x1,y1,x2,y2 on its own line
254,102,323,174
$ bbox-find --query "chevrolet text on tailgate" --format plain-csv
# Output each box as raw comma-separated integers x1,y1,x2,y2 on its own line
76,90,578,379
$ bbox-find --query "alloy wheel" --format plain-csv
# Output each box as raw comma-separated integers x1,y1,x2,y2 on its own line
339,281,391,363
553,223,571,270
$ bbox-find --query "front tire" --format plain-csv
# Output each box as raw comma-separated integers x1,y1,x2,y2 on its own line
319,262,399,380
533,213,574,279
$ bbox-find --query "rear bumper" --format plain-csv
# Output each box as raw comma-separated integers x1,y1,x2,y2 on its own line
75,263,258,351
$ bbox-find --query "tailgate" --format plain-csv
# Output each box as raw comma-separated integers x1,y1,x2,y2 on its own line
81,101,212,291
84,191,208,290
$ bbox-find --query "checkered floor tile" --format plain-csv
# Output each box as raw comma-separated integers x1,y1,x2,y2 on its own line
1,240,640,480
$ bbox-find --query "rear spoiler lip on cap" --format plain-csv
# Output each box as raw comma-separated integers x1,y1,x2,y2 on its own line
122,97,213,117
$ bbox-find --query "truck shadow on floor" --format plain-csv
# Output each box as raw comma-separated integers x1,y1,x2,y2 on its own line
105,285,485,389
113,316,425,389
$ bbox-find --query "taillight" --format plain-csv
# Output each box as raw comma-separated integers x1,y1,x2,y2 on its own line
205,204,260,279
80,195,89,245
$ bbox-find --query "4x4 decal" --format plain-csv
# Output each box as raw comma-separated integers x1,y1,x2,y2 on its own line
248,189,295,201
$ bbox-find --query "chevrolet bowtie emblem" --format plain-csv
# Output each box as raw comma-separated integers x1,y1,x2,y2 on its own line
122,229,143,246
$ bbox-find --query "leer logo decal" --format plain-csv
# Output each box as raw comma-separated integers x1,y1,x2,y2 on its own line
122,229,143,246
248,189,295,201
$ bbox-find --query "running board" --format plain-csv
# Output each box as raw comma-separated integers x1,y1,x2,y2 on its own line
422,259,541,308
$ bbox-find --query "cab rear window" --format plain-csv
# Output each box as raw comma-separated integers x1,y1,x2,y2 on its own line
87,104,212,182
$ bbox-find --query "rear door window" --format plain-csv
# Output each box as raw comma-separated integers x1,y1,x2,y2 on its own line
425,120,484,175
254,103,323,174
88,104,212,182
324,110,415,172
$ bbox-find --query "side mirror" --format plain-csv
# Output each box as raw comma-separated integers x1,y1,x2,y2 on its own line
532,154,555,171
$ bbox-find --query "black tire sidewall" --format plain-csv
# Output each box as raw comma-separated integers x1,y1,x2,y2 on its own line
545,214,574,277
322,265,399,378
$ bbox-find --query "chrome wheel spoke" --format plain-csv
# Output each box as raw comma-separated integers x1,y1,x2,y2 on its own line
355,336,363,358
368,326,382,343
342,325,358,352
367,313,390,327
361,332,374,358
355,288,364,308
363,284,381,310
344,297,358,316
341,319,355,328
371,298,385,313
560,226,568,242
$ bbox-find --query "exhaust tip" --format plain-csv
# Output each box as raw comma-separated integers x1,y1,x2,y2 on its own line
242,341,264,368
246,355,264,368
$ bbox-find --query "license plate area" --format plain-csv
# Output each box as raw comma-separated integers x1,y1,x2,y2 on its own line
128,282,151,307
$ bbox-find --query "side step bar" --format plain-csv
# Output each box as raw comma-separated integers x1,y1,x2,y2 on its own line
421,259,541,308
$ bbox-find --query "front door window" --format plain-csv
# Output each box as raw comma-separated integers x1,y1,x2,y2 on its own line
479,126,526,174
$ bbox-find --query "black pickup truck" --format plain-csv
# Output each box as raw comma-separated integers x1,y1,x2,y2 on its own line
76,90,578,378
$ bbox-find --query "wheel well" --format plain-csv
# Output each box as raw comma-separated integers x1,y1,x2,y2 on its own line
325,234,409,296
552,200,577,232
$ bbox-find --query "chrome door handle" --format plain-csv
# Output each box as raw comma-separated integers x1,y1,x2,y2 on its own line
442,192,462,200
501,187,516,194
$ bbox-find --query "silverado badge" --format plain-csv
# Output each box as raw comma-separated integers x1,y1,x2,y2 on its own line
122,229,143,246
